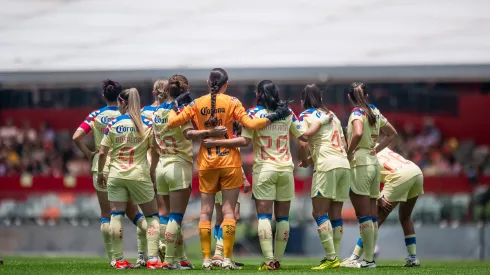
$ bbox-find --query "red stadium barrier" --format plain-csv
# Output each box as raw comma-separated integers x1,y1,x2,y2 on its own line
0,175,488,200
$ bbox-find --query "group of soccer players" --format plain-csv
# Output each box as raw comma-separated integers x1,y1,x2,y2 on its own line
72,68,424,270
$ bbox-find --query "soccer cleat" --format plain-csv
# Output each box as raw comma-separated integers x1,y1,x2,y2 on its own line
202,259,213,270
403,258,420,267
258,260,279,270
158,241,166,263
311,257,340,270
340,257,359,268
233,261,245,267
222,259,241,270
147,260,165,270
133,254,147,268
160,262,175,270
177,260,194,270
357,259,376,268
211,255,223,267
110,260,116,268
115,259,133,269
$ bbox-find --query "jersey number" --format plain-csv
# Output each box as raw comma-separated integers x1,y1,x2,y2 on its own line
118,147,135,170
259,135,289,161
158,136,179,155
378,151,410,173
331,130,343,152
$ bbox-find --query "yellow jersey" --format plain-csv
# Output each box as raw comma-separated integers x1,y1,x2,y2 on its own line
377,147,422,185
101,114,153,181
78,106,120,172
241,106,306,172
299,108,350,172
152,102,194,164
347,104,388,167
141,105,159,120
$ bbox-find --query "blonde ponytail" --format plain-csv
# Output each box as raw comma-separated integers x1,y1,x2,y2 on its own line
126,88,145,136
153,79,168,103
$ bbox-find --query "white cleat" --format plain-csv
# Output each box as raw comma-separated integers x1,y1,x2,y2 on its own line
202,259,213,270
340,258,359,268
222,259,241,270
110,260,116,268
133,254,147,268
403,258,420,267
158,241,166,263
357,259,376,268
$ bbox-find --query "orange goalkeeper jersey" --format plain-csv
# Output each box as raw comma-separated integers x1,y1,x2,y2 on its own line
167,93,268,170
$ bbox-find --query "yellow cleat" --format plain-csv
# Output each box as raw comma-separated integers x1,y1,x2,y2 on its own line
311,257,340,270
258,260,279,270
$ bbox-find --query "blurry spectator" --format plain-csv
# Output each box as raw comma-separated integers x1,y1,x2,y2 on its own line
0,118,19,146
18,120,37,144
415,118,441,152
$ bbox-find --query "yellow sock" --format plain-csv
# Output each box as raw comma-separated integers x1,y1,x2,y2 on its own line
214,227,224,257
274,217,290,261
145,213,160,258
222,218,236,260
331,219,343,256
257,214,273,261
159,216,169,243
100,218,114,261
110,211,125,260
359,216,374,262
315,215,335,260
199,221,212,259
164,213,183,263
133,214,147,255
405,234,417,256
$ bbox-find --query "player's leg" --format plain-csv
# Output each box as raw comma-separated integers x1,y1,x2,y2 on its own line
164,187,191,269
107,177,132,269
253,171,276,270
331,168,350,257
348,166,376,268
220,167,242,270
400,174,423,267
212,193,224,267
197,169,219,270
231,201,245,268
155,162,170,262
309,171,338,270
95,189,114,266
369,166,381,261
126,201,147,268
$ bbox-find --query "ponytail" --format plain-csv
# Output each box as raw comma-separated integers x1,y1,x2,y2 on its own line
153,79,168,104
349,83,376,126
301,84,330,114
119,88,145,136
206,68,228,127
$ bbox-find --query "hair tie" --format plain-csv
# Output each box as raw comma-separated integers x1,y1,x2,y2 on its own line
118,94,126,103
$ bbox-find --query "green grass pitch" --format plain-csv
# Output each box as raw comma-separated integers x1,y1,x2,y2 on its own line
1,256,490,275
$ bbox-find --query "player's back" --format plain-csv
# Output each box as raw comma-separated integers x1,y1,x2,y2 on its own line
152,102,193,164
347,104,387,167
141,105,159,120
192,93,243,170
299,108,350,171
377,147,422,185
242,106,305,172
102,114,153,182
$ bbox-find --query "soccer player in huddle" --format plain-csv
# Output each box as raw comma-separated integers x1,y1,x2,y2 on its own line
141,79,171,255
298,84,349,269
344,83,397,268
72,80,148,268
203,80,328,270
150,74,225,269
211,121,250,268
165,68,290,270
97,88,162,269
342,146,423,267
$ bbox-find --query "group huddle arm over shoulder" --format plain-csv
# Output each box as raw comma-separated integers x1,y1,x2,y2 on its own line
167,104,196,129
233,102,269,130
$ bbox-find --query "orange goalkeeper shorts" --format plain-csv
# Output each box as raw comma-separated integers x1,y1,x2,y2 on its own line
198,167,243,194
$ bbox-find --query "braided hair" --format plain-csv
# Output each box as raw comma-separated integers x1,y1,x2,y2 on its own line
349,82,376,126
206,68,228,127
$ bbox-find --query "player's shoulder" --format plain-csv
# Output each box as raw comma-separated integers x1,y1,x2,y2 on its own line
104,114,127,135
289,108,300,123
142,116,153,128
299,108,316,122
246,105,265,118
141,105,158,113
369,104,382,114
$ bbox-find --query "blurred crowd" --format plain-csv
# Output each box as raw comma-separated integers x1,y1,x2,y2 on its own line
1,116,489,179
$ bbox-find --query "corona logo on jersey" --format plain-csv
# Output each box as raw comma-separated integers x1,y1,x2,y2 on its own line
200,107,225,116
153,115,167,124
100,116,111,124
115,125,135,134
